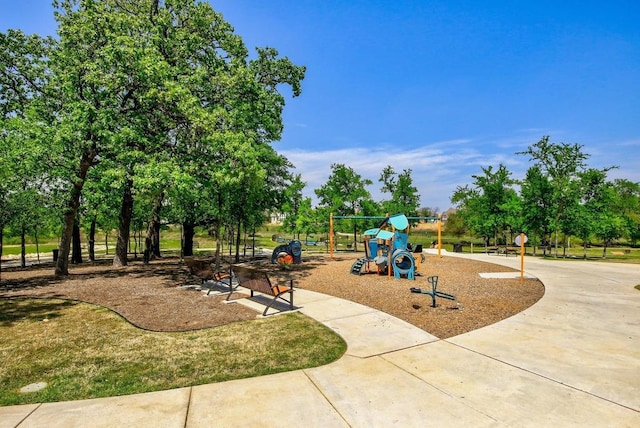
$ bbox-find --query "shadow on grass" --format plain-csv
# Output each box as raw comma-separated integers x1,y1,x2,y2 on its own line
0,257,190,291
0,255,336,299
0,298,77,327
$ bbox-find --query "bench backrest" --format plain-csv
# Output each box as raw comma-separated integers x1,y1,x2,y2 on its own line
232,264,275,295
184,258,215,278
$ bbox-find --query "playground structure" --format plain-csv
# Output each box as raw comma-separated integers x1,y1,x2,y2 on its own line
343,213,430,280
330,213,443,258
271,239,302,265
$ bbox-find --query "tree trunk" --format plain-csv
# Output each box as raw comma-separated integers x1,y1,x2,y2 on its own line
144,223,161,264
242,230,247,258
0,225,3,281
144,191,164,264
113,178,134,267
144,235,151,264
72,220,83,264
88,217,96,262
211,219,222,271
35,228,41,263
227,225,234,260
57,202,77,275
212,191,225,269
132,229,141,260
20,227,26,268
252,228,257,259
153,222,161,257
56,150,96,276
235,222,242,263
183,222,195,257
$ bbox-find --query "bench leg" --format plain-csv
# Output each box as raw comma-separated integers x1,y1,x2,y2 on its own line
261,289,294,317
262,295,279,317
288,279,294,311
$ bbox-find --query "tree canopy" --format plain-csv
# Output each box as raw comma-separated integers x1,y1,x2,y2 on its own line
379,166,420,218
1,0,306,273
451,136,639,256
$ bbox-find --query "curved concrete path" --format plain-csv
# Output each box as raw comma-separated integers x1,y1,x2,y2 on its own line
2,254,639,427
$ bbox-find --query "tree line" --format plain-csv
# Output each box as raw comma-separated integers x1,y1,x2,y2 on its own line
284,164,427,253
1,0,428,273
449,136,640,257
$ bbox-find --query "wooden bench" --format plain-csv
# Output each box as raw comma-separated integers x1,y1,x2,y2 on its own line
486,246,518,256
503,246,519,256
230,264,294,316
184,258,233,295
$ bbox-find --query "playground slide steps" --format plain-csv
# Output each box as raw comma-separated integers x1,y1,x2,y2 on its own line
350,258,368,275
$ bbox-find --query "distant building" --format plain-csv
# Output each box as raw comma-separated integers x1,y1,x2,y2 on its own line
442,208,457,222
270,212,286,224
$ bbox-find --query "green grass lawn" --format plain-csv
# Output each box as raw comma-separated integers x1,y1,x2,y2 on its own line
2,243,59,257
0,298,346,406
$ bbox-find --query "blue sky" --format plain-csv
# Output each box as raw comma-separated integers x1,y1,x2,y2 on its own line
2,1,639,211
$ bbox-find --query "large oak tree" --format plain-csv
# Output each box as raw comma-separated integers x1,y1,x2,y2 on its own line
2,0,304,275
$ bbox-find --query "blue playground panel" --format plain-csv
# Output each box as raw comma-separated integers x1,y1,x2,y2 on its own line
391,248,415,280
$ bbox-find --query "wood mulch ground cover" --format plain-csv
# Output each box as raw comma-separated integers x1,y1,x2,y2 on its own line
0,253,544,339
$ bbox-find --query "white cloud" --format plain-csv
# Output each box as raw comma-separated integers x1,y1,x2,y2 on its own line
281,133,640,211
281,143,517,210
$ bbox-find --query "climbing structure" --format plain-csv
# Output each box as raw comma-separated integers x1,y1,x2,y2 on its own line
271,240,302,265
385,215,417,280
348,214,421,280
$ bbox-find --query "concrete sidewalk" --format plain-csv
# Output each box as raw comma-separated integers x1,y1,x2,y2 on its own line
2,254,639,427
